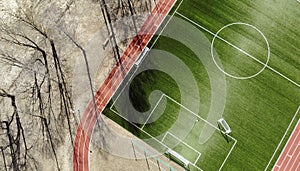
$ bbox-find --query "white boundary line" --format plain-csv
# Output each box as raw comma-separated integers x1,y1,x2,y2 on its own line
163,94,237,171
135,0,186,68
211,22,270,80
82,1,169,168
82,0,178,168
175,12,300,88
164,94,237,142
149,0,186,50
264,106,300,171
81,0,179,168
141,94,165,129
109,102,203,171
110,92,237,171
219,139,237,171
109,0,185,110
195,154,201,165
163,131,202,165
161,132,169,143
104,1,238,170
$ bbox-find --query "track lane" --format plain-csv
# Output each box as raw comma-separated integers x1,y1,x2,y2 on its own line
274,119,300,171
73,0,177,170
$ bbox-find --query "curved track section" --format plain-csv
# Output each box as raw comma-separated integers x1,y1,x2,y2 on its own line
73,0,176,170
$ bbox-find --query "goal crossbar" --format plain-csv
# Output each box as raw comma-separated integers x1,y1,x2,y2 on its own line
166,148,189,167
217,118,232,134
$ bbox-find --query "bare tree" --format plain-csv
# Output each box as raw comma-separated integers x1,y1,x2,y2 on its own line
0,1,77,170
0,0,156,170
0,89,31,171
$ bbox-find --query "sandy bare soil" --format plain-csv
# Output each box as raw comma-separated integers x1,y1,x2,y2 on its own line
0,0,183,171
90,115,184,171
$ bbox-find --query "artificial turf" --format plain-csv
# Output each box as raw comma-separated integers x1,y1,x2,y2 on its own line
103,0,300,170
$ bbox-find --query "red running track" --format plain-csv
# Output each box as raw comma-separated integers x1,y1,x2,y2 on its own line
273,119,300,171
73,0,177,170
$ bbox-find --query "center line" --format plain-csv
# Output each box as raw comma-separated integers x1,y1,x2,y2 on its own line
176,12,300,88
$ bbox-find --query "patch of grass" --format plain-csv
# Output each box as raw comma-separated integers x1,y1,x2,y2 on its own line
103,0,300,170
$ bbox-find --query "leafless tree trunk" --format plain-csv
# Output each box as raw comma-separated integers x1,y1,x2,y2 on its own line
0,1,76,170
0,89,30,171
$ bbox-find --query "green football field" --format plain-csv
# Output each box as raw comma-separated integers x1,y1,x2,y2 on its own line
103,0,300,170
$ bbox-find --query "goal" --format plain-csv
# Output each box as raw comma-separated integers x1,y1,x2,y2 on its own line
217,118,232,134
166,148,189,168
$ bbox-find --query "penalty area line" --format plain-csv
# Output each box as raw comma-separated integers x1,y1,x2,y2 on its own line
162,94,237,170
141,94,165,130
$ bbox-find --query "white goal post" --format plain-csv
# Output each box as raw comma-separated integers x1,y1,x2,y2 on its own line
217,118,232,134
135,47,150,66
166,149,189,167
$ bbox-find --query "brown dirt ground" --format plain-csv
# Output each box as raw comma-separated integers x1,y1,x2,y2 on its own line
0,0,184,170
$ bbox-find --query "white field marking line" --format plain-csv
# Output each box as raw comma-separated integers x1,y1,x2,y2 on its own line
194,164,203,171
141,94,165,129
166,131,202,157
166,131,202,163
110,97,204,171
110,0,181,109
161,133,200,171
149,0,185,50
97,2,165,107
79,0,176,168
265,106,300,171
110,91,236,171
163,94,237,142
163,94,238,170
195,154,201,165
109,107,184,168
111,0,186,108
121,0,181,67
89,0,173,118
109,0,183,111
161,132,169,143
128,0,176,55
122,0,175,66
83,2,173,169
113,90,235,171
136,0,186,68
219,138,237,171
176,12,300,88
210,22,270,80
